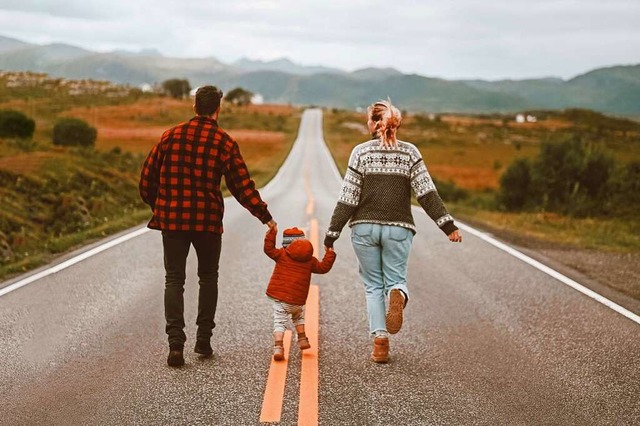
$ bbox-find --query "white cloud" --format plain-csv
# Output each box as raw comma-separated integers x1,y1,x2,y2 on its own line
0,0,638,79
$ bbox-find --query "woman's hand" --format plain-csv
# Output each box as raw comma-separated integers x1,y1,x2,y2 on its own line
448,230,462,243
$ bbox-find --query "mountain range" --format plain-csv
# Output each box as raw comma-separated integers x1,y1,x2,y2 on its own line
1,35,639,115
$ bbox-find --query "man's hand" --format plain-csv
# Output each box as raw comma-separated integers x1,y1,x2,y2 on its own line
266,220,277,234
448,230,462,243
324,245,334,252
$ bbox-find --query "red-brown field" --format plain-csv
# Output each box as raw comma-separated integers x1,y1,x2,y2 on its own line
0,151,57,174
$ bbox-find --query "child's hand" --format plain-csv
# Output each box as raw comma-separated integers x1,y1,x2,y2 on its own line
324,245,333,252
266,221,277,235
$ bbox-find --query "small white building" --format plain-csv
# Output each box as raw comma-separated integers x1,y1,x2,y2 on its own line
251,93,264,105
515,114,525,123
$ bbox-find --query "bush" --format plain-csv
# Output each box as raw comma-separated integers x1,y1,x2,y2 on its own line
432,177,468,202
532,140,613,214
226,87,254,106
608,161,640,216
0,109,35,138
498,158,531,210
53,118,97,147
499,140,617,216
162,78,191,99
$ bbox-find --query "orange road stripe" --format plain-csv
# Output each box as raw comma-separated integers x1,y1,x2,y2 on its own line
259,330,293,423
306,197,315,216
298,284,319,426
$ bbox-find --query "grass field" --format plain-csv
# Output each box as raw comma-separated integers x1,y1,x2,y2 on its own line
0,81,300,279
322,108,640,254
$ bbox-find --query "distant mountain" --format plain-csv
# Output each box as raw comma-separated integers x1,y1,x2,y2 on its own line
0,34,639,114
350,67,404,80
460,65,640,115
233,57,344,76
0,35,31,53
111,48,164,57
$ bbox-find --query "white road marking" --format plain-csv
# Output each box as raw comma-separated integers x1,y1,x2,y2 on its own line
0,227,151,298
456,222,640,325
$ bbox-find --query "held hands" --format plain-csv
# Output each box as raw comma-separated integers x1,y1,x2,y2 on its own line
266,220,277,234
448,230,462,243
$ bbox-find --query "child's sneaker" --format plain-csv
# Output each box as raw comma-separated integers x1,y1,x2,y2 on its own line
386,289,405,334
297,332,311,350
273,341,284,361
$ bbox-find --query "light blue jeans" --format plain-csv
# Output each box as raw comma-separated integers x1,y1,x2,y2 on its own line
351,223,413,336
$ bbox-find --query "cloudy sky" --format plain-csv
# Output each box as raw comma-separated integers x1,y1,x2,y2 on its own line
0,0,638,80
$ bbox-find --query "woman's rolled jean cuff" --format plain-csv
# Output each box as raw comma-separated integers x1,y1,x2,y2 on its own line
389,285,409,307
372,329,389,338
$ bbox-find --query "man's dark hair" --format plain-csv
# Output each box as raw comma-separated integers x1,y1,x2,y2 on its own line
195,86,223,116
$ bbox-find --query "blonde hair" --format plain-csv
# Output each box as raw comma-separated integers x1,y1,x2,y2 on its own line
367,98,402,147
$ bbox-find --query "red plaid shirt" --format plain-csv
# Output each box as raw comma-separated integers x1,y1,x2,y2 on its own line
139,116,272,233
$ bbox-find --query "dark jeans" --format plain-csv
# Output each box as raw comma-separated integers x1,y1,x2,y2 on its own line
162,230,222,349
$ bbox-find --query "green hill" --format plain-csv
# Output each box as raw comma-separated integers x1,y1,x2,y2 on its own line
1,35,639,115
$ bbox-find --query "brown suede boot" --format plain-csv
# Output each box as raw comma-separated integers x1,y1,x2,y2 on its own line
371,336,389,363
386,289,405,334
297,332,311,350
273,340,284,361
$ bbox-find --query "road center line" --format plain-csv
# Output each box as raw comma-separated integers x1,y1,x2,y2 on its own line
298,284,319,426
259,330,293,423
298,209,320,426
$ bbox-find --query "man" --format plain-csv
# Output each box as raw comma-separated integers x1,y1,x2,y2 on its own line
139,86,276,367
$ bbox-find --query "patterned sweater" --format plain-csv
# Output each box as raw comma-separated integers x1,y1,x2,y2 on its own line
325,139,458,246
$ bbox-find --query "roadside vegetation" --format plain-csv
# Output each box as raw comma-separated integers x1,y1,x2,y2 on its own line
323,108,640,299
0,74,300,279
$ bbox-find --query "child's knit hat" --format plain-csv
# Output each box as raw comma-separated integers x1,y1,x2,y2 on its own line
282,227,305,248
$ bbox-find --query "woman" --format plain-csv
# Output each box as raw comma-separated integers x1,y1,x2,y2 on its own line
324,99,462,363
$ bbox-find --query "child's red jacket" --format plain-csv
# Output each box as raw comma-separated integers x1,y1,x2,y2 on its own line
264,229,336,305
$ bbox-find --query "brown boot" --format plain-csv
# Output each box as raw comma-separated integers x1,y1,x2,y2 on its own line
273,340,284,361
371,336,389,363
297,332,311,350
386,289,405,334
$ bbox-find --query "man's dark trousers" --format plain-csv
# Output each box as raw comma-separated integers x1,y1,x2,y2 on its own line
162,231,222,349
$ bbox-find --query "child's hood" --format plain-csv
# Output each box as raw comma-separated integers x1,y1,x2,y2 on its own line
285,239,314,262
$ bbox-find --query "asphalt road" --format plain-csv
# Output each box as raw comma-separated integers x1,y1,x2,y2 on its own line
1,109,639,425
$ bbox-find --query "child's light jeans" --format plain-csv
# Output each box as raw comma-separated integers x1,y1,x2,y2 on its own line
271,298,305,333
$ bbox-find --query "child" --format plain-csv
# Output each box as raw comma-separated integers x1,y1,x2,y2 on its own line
264,226,336,361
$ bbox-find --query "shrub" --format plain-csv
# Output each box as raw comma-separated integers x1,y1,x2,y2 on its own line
531,140,614,214
432,177,468,202
162,78,191,99
46,194,92,235
52,118,97,147
498,158,531,210
0,109,35,138
608,161,640,216
226,87,254,106
499,140,617,216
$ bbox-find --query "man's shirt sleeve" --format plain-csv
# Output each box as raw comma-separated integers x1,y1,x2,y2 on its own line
223,138,272,223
